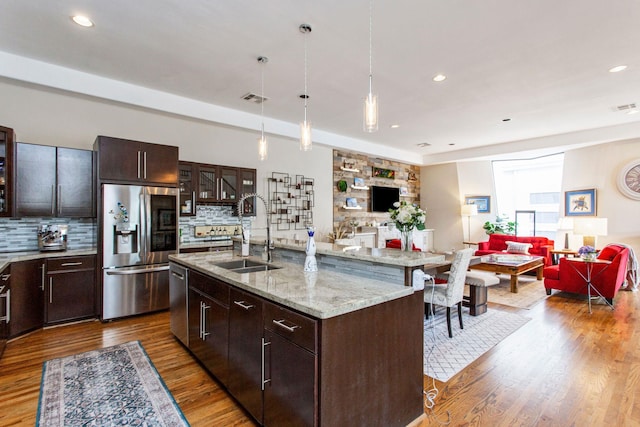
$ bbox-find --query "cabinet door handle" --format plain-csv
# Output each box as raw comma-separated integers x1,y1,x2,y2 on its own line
0,289,10,323
191,191,196,213
57,184,62,216
233,300,255,310
51,185,55,215
137,151,142,179
261,337,271,390
61,262,83,267
41,263,45,291
272,319,300,333
202,302,210,339
49,277,53,304
170,271,184,280
143,151,147,179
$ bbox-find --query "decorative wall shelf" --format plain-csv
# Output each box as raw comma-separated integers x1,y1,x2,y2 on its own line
268,172,315,230
340,166,360,173
351,185,369,190
342,205,363,210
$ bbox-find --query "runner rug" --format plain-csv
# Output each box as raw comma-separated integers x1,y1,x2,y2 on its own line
424,309,530,382
37,341,189,427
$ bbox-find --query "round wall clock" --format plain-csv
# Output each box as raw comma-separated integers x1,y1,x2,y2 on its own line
617,159,640,200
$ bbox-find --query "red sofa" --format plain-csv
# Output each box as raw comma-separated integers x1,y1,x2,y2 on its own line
475,234,555,266
543,244,629,305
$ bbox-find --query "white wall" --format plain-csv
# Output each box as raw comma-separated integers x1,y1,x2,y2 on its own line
0,79,334,238
562,139,640,254
420,163,464,252
456,161,496,244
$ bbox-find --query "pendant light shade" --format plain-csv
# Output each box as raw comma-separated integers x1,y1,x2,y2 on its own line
257,56,268,161
363,0,378,132
299,24,312,151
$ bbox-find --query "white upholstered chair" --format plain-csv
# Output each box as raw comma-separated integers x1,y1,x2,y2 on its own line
424,248,473,338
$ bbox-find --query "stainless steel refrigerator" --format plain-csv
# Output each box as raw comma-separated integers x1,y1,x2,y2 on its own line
101,183,178,320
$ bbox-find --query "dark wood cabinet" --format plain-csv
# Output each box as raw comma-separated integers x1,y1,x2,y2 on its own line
15,143,94,217
187,270,229,382
45,255,96,324
0,126,15,217
0,265,10,357
179,161,256,216
178,162,196,216
95,136,178,185
9,259,44,338
228,288,264,424
263,301,317,427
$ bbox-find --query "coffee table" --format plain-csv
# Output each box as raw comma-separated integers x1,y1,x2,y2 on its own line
469,254,544,293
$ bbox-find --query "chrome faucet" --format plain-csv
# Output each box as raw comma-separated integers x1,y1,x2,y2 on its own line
237,193,274,263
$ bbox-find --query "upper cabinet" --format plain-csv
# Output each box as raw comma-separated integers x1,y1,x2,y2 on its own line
15,143,95,218
0,126,15,217
179,161,256,216
94,136,178,186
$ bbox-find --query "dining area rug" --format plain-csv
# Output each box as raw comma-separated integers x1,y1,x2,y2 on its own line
424,309,530,382
37,341,189,426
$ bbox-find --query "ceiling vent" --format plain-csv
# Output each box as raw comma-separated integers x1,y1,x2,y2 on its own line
242,92,268,104
614,103,637,112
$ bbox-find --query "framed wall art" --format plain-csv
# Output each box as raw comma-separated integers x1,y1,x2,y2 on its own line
464,195,490,213
565,188,596,216
372,167,395,179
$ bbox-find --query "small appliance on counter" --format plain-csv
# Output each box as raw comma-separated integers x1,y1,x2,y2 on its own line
37,224,68,252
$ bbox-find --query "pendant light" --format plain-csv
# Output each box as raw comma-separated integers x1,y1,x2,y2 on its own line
363,0,378,132
299,23,312,151
257,56,268,161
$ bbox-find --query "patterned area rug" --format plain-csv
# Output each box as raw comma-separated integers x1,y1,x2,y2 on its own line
485,274,549,309
424,309,530,382
37,341,189,427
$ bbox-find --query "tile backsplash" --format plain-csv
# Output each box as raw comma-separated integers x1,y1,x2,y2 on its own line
178,205,248,244
0,217,96,252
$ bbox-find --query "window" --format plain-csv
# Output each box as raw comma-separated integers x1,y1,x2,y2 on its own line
492,153,564,239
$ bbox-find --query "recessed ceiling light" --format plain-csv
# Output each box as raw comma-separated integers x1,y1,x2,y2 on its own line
609,65,627,73
433,74,447,82
416,142,431,147
71,15,94,27
390,124,400,129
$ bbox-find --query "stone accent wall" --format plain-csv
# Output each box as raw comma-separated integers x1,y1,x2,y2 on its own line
333,150,420,233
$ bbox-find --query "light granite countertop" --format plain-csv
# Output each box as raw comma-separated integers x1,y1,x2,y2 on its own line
169,251,415,320
238,236,446,268
0,248,98,272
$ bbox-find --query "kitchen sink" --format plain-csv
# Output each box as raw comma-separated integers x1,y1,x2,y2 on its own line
213,259,281,273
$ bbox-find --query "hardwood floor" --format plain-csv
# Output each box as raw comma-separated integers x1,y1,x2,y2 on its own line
0,289,638,426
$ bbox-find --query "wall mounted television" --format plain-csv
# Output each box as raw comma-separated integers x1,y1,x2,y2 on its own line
371,186,400,212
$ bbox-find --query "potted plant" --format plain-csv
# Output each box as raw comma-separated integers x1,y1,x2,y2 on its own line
483,214,516,235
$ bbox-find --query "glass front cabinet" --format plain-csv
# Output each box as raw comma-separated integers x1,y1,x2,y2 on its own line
0,126,14,217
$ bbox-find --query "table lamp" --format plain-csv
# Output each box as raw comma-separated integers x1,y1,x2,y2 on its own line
556,217,574,250
461,204,478,243
573,217,607,248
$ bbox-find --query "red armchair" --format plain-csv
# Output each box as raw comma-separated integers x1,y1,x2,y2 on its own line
543,244,629,305
475,234,555,266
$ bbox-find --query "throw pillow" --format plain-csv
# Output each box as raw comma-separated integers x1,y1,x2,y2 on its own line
505,240,532,254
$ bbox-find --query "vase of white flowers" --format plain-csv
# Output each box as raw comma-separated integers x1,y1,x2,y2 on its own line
389,201,426,251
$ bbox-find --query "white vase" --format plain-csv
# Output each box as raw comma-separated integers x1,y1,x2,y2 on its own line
304,228,318,272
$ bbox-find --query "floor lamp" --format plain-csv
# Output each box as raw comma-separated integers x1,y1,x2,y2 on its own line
461,204,478,245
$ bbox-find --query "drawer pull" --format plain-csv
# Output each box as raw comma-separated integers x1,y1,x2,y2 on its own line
1,274,10,281
61,262,83,267
272,319,300,332
233,300,255,310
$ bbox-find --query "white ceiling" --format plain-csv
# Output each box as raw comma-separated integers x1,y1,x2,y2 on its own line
1,0,640,164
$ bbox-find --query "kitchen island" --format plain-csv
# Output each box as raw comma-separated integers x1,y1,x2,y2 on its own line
169,248,436,426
